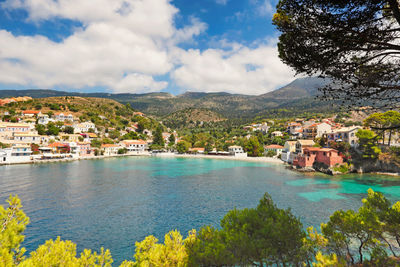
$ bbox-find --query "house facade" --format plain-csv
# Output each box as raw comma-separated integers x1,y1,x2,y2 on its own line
101,144,122,156
281,141,297,163
295,140,315,154
293,147,343,168
327,126,361,147
0,145,32,164
228,146,247,157
120,140,147,154
264,144,284,156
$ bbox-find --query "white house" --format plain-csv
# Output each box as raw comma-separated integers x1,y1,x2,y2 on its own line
0,123,31,133
264,144,284,156
38,114,53,125
54,113,74,122
228,146,247,158
73,122,96,133
303,122,332,139
0,145,32,164
120,140,148,154
101,144,122,156
13,133,49,145
327,126,361,147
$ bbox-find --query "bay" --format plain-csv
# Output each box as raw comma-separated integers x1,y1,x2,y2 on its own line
1,156,399,264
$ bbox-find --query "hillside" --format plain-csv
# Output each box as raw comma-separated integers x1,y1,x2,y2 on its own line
162,108,226,129
0,96,161,131
0,77,336,118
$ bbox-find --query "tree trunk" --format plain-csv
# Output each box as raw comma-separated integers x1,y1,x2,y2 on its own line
388,130,392,146
388,0,400,26
358,241,364,264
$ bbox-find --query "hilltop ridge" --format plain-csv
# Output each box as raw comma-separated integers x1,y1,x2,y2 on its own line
0,77,334,118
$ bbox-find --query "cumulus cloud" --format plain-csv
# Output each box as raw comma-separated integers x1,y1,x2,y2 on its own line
250,0,277,17
172,42,295,95
215,0,229,5
0,0,293,95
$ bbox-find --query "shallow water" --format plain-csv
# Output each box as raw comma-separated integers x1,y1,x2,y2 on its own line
1,157,399,264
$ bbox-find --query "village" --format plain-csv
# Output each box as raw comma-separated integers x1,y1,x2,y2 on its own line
0,96,399,175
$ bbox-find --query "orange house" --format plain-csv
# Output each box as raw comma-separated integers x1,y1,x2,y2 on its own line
293,147,343,168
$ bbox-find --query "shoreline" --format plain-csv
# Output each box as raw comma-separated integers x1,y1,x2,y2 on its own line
174,154,284,164
1,152,399,176
0,152,284,166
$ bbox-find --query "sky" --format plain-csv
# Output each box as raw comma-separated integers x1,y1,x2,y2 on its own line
0,0,296,95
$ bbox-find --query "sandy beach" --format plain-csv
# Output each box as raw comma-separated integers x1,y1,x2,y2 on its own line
0,152,283,166
173,154,284,164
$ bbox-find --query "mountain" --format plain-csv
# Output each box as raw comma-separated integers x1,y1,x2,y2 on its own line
0,77,335,118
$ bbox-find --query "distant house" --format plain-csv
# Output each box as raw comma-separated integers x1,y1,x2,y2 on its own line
0,145,32,164
271,131,283,137
59,134,81,143
38,114,52,125
80,132,98,142
78,142,92,156
73,122,96,133
281,141,297,163
54,113,74,122
295,140,315,154
13,133,48,145
49,142,70,154
287,122,302,135
0,123,31,133
264,144,284,156
228,146,247,158
327,126,361,147
120,140,147,154
293,147,343,168
101,144,121,156
22,110,41,117
302,122,332,139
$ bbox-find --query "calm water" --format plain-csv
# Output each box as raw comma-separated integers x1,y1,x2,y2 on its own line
1,157,400,264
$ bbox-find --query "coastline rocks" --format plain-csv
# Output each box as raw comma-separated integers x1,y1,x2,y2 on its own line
353,158,400,174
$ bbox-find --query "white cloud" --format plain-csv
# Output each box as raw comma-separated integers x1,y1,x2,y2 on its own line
216,0,228,5
0,0,294,95
171,42,295,95
250,0,277,17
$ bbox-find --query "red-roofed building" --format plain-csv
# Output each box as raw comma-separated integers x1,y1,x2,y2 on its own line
49,142,70,153
22,110,41,117
120,140,147,153
293,147,343,168
101,144,121,156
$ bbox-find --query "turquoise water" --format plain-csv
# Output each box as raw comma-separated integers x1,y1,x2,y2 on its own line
0,157,400,264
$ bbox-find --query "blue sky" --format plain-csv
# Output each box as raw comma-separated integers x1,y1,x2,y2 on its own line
0,0,294,95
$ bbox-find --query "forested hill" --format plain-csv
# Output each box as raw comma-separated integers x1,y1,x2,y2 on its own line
0,77,335,118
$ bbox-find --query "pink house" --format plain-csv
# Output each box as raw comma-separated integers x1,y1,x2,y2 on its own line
293,147,343,168
78,142,92,156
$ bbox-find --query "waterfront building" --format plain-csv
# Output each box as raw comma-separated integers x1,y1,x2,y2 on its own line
228,146,247,157
0,145,32,164
101,144,122,156
295,140,315,154
264,144,284,156
120,140,147,154
281,141,297,163
293,147,343,168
